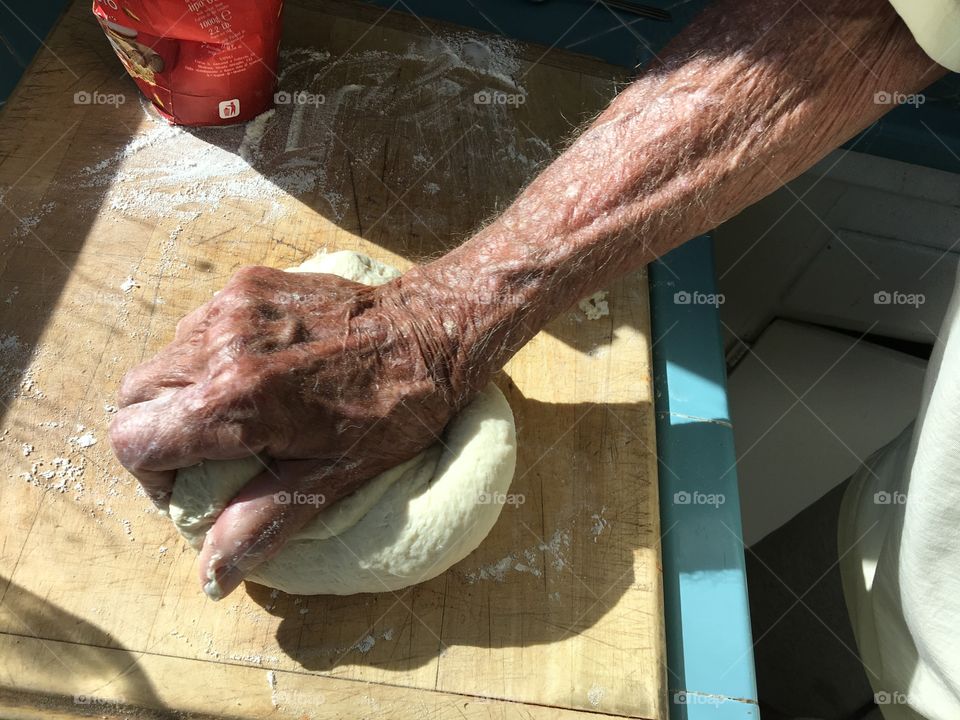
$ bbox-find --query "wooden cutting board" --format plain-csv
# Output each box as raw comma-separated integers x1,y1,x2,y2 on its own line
0,1,665,718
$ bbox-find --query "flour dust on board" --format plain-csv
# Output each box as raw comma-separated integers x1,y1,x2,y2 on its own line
76,34,553,259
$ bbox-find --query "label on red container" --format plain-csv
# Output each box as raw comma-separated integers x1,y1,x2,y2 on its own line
92,0,283,126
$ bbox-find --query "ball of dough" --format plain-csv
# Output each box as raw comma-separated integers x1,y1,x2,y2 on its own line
168,251,517,595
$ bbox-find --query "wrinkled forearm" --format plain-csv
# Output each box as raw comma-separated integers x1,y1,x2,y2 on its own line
415,0,944,394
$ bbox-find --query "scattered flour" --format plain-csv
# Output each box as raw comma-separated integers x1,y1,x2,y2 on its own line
263,666,327,713
353,635,376,654
0,335,44,402
590,506,610,542
238,109,276,163
464,527,572,583
70,36,548,232
13,202,55,239
266,670,281,709
469,556,518,583
18,369,43,400
22,455,86,495
540,528,573,571
227,652,265,665
0,334,20,354
587,684,606,708
13,411,137,532
70,432,97,448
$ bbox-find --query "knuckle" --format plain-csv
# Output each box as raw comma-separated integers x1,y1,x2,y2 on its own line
117,365,148,406
234,417,267,451
199,373,276,453
198,373,249,418
219,287,257,316
108,410,143,469
174,317,190,338
229,265,275,289
116,373,136,405
175,312,199,339
229,265,259,283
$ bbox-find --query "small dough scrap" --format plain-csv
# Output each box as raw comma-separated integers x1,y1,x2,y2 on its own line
579,291,609,320
169,250,517,595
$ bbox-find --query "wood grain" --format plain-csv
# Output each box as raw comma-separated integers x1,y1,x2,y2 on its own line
0,1,665,717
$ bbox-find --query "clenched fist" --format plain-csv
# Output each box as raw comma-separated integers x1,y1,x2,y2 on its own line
109,264,485,600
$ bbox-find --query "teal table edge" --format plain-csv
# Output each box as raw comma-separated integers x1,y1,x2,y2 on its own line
650,235,760,720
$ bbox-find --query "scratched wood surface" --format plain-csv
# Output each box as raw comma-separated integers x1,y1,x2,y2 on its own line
0,1,665,718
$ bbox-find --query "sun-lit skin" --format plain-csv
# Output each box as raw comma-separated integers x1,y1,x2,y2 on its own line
109,0,945,600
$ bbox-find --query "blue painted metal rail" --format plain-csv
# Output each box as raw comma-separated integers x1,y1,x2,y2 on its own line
651,235,759,719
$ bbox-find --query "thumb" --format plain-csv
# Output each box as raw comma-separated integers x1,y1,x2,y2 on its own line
198,460,334,600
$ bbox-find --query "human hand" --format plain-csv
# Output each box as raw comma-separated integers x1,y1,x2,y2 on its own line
109,264,478,599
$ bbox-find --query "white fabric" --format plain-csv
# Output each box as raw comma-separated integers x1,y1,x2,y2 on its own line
840,264,960,719
837,4,959,714
889,0,960,72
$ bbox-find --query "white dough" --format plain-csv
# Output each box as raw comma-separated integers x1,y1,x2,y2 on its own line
169,251,517,595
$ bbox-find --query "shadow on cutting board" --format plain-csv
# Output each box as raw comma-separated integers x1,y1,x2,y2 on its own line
0,576,161,712
235,382,659,674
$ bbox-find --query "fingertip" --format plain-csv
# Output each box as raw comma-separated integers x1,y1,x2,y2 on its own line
197,533,227,598
203,562,244,601
116,369,144,408
116,360,188,409
196,509,255,602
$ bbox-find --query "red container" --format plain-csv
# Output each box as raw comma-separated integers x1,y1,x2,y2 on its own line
92,0,283,126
